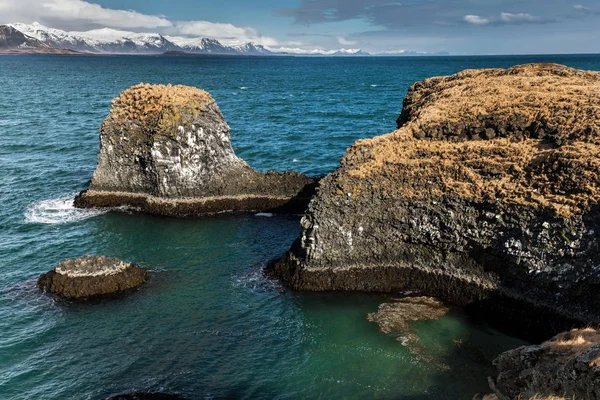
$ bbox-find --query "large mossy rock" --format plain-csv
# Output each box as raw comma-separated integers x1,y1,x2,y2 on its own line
75,84,316,216
38,256,149,299
270,64,600,335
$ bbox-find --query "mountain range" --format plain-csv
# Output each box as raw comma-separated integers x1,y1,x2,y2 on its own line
0,22,447,56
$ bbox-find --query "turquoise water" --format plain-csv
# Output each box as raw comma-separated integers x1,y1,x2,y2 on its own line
1,54,600,399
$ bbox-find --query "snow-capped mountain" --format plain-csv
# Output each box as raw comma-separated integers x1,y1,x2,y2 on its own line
6,22,280,55
232,43,273,56
0,25,48,49
165,36,237,54
10,22,181,54
2,22,379,56
330,49,370,56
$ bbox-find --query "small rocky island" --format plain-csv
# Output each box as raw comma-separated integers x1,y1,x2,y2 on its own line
270,63,600,334
38,255,149,299
75,84,316,216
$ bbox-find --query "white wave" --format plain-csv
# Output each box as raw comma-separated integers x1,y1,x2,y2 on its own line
254,212,274,218
292,159,300,162
24,194,107,224
370,84,379,87
240,86,248,90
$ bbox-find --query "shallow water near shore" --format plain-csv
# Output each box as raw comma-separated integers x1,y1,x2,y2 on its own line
2,54,600,399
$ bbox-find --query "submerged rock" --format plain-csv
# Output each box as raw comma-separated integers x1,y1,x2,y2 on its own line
367,296,449,341
37,255,149,299
75,84,316,216
367,296,449,368
270,64,600,336
488,328,600,399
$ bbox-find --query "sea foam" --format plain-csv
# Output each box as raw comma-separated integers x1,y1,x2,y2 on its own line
24,194,107,224
255,212,274,218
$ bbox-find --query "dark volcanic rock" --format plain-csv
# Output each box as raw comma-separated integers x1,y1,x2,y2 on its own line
74,84,316,216
269,64,600,337
489,328,600,400
37,256,149,299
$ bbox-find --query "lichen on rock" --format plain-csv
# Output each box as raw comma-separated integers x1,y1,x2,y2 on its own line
269,63,600,336
37,255,150,299
75,83,316,216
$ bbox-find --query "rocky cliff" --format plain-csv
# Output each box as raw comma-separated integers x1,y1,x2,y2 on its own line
269,63,600,336
75,84,316,216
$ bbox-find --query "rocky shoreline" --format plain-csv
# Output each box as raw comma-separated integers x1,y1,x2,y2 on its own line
36,63,600,398
269,63,600,337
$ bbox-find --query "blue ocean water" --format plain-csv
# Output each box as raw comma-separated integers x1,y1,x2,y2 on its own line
1,54,599,400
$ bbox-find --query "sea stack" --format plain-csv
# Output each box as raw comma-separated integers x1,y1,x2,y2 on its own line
38,256,150,299
270,63,600,335
74,84,316,216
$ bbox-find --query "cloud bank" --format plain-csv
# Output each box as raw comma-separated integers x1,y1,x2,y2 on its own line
0,0,279,46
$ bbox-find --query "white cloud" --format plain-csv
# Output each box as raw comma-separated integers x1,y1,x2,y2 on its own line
0,0,172,29
499,13,540,23
573,4,590,11
0,0,279,46
464,15,490,25
172,21,278,46
337,36,357,46
464,12,543,26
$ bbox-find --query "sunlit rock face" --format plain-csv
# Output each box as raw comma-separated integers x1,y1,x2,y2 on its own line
270,64,600,336
75,84,316,216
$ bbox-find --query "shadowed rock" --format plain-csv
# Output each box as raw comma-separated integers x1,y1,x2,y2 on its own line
38,255,149,299
487,328,600,400
74,84,316,216
269,64,600,338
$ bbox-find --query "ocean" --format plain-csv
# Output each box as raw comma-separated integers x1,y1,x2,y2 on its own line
1,54,599,400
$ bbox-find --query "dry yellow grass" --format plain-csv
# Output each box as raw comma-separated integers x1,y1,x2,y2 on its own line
108,83,214,125
342,64,600,217
543,328,600,367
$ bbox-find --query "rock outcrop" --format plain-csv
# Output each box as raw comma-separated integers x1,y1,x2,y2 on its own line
75,84,316,216
38,255,149,299
269,64,600,336
488,328,600,399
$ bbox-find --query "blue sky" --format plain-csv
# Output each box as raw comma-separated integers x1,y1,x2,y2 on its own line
1,0,599,54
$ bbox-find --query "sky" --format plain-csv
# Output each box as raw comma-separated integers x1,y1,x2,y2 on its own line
0,0,599,54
